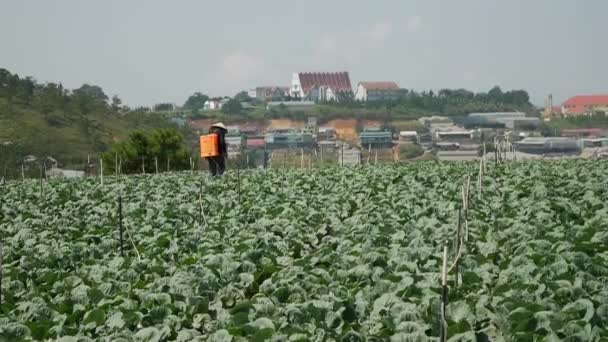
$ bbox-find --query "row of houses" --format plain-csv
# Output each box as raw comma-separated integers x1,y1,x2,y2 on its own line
249,72,403,103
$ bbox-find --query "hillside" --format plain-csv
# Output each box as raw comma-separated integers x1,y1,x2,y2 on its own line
0,68,182,176
0,99,175,161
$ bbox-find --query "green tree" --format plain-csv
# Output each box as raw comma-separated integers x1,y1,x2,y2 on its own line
72,84,108,114
183,92,209,111
153,103,174,112
234,91,252,103
102,129,190,174
221,99,243,115
111,95,122,112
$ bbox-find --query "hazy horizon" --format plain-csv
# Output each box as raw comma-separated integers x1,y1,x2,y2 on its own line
1,0,607,107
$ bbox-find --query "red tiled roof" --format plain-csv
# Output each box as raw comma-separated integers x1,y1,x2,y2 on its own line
359,81,400,90
563,105,586,114
298,72,352,94
246,139,266,148
563,95,608,106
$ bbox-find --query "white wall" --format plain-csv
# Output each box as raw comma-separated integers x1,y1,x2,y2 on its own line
290,73,304,98
354,83,367,101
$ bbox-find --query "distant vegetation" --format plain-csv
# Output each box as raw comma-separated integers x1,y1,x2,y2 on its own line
542,112,608,135
0,68,185,174
102,128,191,174
318,86,534,118
185,86,536,123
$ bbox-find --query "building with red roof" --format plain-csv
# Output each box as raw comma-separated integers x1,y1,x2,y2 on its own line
354,81,403,101
290,72,352,101
561,95,608,116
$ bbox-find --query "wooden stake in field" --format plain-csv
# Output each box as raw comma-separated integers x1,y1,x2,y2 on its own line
374,149,378,165
39,161,44,198
478,158,483,200
463,178,470,242
141,157,145,174
118,195,124,256
198,184,209,227
167,156,170,172
190,157,194,173
319,147,324,168
155,157,159,174
115,153,118,177
21,163,25,181
100,158,104,185
0,236,3,307
440,242,448,342
454,205,462,288
237,167,241,206
300,148,304,169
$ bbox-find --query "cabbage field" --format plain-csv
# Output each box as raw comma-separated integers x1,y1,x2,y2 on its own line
1,160,608,341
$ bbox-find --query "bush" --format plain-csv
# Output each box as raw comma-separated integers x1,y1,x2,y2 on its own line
102,128,191,174
399,143,424,160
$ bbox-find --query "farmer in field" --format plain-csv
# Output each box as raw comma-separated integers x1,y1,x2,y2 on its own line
207,122,228,176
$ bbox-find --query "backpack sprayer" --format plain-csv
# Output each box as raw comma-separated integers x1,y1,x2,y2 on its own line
199,133,220,158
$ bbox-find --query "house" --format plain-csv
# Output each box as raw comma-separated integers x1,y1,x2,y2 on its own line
252,86,290,101
290,72,353,101
264,131,315,149
354,81,403,101
467,112,539,130
204,99,222,110
399,131,418,143
246,137,266,150
561,128,605,138
514,137,581,155
318,127,337,141
359,128,392,148
561,95,608,116
266,101,315,111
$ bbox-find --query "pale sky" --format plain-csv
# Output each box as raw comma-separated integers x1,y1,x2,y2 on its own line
1,0,606,107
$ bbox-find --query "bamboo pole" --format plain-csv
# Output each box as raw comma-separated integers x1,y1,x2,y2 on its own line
320,147,324,167
0,237,3,307
199,184,209,227
462,185,469,242
478,158,482,200
454,205,462,288
440,242,448,342
118,195,124,256
237,167,241,206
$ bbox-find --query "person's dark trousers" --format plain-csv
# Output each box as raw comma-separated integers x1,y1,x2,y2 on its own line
208,156,226,176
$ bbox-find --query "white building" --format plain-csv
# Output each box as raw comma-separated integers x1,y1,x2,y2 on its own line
354,81,402,101
290,72,352,101
204,99,221,110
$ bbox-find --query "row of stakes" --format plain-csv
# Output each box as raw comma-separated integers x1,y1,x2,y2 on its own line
439,146,515,340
